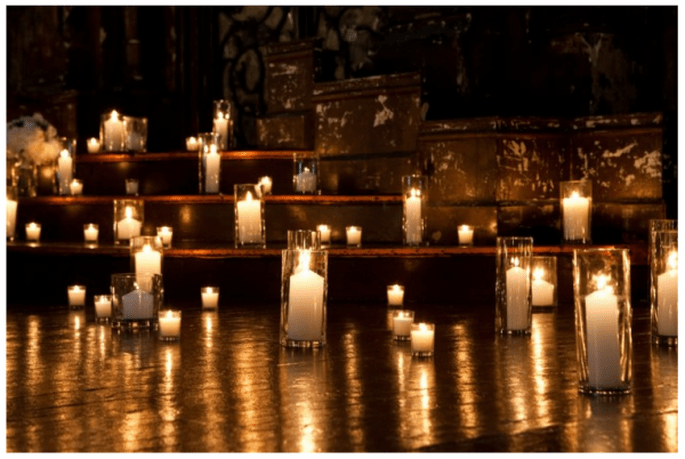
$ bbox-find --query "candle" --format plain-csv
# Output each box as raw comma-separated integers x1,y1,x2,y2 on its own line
25,222,41,242
287,250,325,341
186,136,199,151
135,243,162,291
6,197,18,239
70,179,83,196
458,225,474,245
157,226,173,248
122,288,155,319
83,223,99,243
317,225,331,245
562,191,590,241
201,287,220,310
506,258,529,330
585,275,622,388
67,285,86,307
125,179,139,196
295,167,317,193
393,310,414,339
404,188,422,244
346,226,362,247
236,191,262,244
259,176,272,195
532,267,555,306
387,284,405,307
94,295,112,319
411,323,435,355
103,110,124,151
116,207,142,241
657,251,678,336
87,137,101,154
57,149,73,195
214,112,229,150
159,310,182,340
204,145,221,193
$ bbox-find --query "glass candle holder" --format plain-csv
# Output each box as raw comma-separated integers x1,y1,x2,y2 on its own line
560,180,592,244
7,186,18,242
201,287,220,310
56,138,76,196
186,136,199,151
87,137,101,154
287,229,321,250
393,309,414,340
83,223,99,244
458,225,474,245
198,132,221,194
25,222,41,242
100,110,126,152
69,179,83,196
258,176,272,195
317,224,331,246
94,294,112,322
402,175,426,246
650,228,678,346
130,236,163,293
125,178,139,196
573,248,632,394
213,99,233,150
157,226,173,248
67,285,86,308
532,256,558,308
496,237,533,335
387,284,405,308
158,310,182,341
111,273,163,329
649,219,678,306
234,184,265,248
280,249,328,348
123,116,148,152
411,323,435,357
293,153,320,194
346,226,362,247
113,199,143,245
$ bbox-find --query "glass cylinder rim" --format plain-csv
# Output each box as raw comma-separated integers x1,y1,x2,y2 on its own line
496,236,533,243
572,247,630,255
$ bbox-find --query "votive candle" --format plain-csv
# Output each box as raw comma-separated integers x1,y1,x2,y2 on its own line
68,285,86,308
201,287,220,310
387,284,405,307
346,226,362,247
158,310,182,340
25,222,41,242
70,179,83,196
87,137,101,154
411,323,435,357
393,309,414,340
458,225,474,245
94,294,112,320
157,226,173,248
318,225,331,245
83,223,99,243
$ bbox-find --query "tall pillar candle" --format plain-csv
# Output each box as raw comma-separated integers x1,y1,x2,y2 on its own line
6,188,18,241
561,181,592,243
204,145,221,193
585,279,622,389
102,110,125,151
236,191,262,244
404,189,422,245
57,150,73,195
286,251,325,341
506,260,529,330
496,237,533,335
116,206,142,242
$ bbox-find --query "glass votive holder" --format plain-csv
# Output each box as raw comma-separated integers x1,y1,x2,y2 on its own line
125,178,139,196
111,272,163,329
560,180,592,244
258,176,273,195
113,199,143,245
159,310,182,341
573,248,632,394
157,226,173,248
25,222,42,242
70,179,83,196
411,323,435,357
130,236,163,292
393,309,414,341
83,223,99,244
100,110,126,152
458,224,474,245
67,285,86,308
650,227,678,346
649,219,677,308
87,137,101,154
186,136,199,151
532,256,557,309
496,237,533,335
213,99,234,150
387,284,405,308
280,248,328,348
198,132,221,194
123,116,148,152
94,294,112,322
7,186,18,242
201,287,220,310
346,226,362,247
234,183,265,248
317,224,331,246
287,229,321,250
293,153,320,194
402,174,426,246
56,138,76,196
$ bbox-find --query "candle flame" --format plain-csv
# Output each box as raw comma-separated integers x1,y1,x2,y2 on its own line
165,310,173,319
571,191,580,199
298,249,311,273
207,287,213,294
189,136,196,142
460,225,470,231
110,110,119,120
533,267,544,281
88,138,99,145
143,244,152,253
209,145,218,155
246,191,253,202
419,323,427,332
72,286,81,292
60,149,69,158
303,167,310,173
318,224,329,231
596,275,609,291
512,257,520,267
393,284,401,292
411,188,420,198
29,222,37,229
668,251,678,271
125,207,133,219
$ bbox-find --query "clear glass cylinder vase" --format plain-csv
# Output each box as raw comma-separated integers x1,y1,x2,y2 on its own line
287,229,321,250
113,199,144,245
100,110,126,152
280,249,328,347
111,272,163,329
130,236,164,292
6,185,18,241
55,137,76,196
560,180,592,244
573,248,632,394
123,116,148,152
198,132,221,194
402,174,426,246
496,237,533,335
293,153,320,194
234,184,265,248
213,99,234,150
650,228,678,346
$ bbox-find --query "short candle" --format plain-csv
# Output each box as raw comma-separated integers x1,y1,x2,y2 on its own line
458,225,474,245
562,191,590,241
68,285,86,308
70,179,83,196
25,222,41,242
387,284,405,307
157,226,173,248
93,294,112,320
393,309,414,340
125,179,139,196
317,225,331,245
411,323,435,356
259,176,273,195
116,207,141,241
346,226,362,247
295,167,317,193
83,223,99,243
186,136,199,151
201,287,220,310
87,137,101,154
7,197,18,240
532,267,555,306
236,191,262,244
158,310,182,340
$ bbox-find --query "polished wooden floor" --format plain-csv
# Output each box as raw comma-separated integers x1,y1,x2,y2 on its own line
5,300,677,452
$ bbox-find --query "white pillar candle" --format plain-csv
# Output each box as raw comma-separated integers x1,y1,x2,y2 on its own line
458,225,474,245
57,150,73,195
287,251,325,341
236,191,262,244
25,222,41,242
259,176,272,194
506,259,529,330
87,137,101,154
135,244,162,291
116,207,142,241
657,251,678,336
585,276,622,388
186,136,199,151
317,225,331,244
94,295,112,319
295,167,317,193
204,145,221,193
346,226,362,247
214,113,229,149
70,179,83,196
68,285,86,307
387,284,405,306
122,289,154,319
201,287,220,309
393,310,414,338
104,110,125,151
159,310,182,339
532,268,555,306
562,191,590,241
6,198,18,239
125,179,139,196
157,226,173,248
83,223,99,243
404,188,422,244
411,323,435,354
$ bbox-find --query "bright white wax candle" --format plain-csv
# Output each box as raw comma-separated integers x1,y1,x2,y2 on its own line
87,137,101,154
458,225,474,245
25,222,41,242
70,179,83,196
346,226,362,246
159,310,182,339
157,226,173,247
411,323,435,354
393,311,414,338
532,268,555,306
125,179,139,195
57,150,73,195
237,191,262,244
204,145,221,193
122,289,154,319
94,295,112,318
68,285,86,307
506,258,529,330
6,198,18,239
562,191,590,241
104,110,125,150
259,176,272,194
116,207,142,241
295,167,317,193
585,276,622,388
135,244,162,291
201,287,219,309
287,251,325,341
318,225,331,244
387,284,405,306
214,112,229,149
84,224,99,243
657,251,678,336
405,188,422,244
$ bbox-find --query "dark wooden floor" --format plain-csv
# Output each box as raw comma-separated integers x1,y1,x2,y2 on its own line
5,301,677,452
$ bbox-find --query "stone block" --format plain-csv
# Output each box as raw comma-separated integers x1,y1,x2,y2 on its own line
592,202,666,244
319,154,416,195
263,39,319,114
497,202,560,245
425,204,498,246
256,112,314,150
